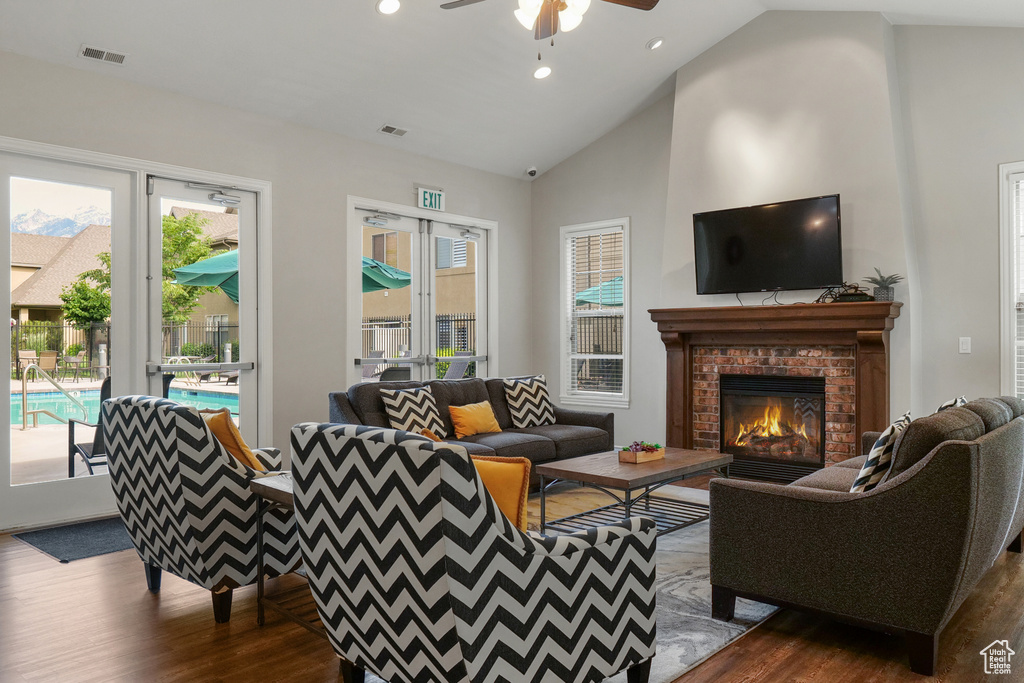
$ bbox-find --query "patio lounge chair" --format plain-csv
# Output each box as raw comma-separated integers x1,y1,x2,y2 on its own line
362,350,385,379
193,356,219,383
442,350,473,379
68,374,173,477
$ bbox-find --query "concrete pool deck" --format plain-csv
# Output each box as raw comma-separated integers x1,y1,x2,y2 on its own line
10,378,240,485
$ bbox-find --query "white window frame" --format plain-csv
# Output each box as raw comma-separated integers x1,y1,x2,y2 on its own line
1000,162,1024,394
559,217,630,409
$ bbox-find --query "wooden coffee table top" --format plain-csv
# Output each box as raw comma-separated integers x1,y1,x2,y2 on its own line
535,448,732,490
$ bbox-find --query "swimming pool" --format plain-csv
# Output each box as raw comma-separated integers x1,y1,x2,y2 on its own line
11,389,239,426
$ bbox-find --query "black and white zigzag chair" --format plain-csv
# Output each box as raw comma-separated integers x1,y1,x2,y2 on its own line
103,396,301,623
291,422,657,683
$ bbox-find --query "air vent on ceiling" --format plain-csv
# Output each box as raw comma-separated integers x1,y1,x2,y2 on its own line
80,44,128,66
378,124,408,138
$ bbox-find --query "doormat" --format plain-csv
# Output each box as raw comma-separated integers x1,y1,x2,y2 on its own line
13,516,133,563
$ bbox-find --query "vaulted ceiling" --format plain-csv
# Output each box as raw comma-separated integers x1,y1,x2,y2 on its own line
1,0,1023,178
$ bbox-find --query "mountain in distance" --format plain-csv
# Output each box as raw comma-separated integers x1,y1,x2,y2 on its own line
11,205,111,237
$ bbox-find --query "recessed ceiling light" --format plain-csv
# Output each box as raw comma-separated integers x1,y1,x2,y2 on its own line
646,37,664,50
376,0,400,15
534,66,552,79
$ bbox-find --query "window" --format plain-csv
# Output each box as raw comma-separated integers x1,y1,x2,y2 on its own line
372,231,399,266
1002,167,1024,395
560,218,629,407
436,236,467,269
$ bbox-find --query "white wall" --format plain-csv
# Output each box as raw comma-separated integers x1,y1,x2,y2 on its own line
894,25,1024,404
0,50,533,447
531,95,675,444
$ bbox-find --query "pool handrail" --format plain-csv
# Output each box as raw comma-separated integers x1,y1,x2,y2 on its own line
21,363,89,430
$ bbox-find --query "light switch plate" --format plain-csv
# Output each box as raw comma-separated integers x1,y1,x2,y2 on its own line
959,337,971,354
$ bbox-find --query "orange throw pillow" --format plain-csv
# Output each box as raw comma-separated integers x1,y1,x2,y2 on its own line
449,401,502,439
470,455,531,531
201,408,265,471
420,428,442,442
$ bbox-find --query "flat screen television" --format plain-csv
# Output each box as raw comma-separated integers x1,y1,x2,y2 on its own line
693,194,843,295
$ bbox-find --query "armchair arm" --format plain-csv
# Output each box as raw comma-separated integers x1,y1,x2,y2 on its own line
553,406,614,448
709,442,977,634
328,391,362,425
252,447,283,471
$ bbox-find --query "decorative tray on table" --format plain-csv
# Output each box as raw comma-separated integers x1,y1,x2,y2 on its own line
618,441,665,464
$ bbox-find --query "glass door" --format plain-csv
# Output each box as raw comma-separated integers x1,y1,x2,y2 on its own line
146,178,259,441
0,152,132,529
356,210,425,382
427,222,487,380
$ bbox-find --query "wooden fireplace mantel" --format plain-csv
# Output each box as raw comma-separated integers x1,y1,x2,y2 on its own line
649,302,902,451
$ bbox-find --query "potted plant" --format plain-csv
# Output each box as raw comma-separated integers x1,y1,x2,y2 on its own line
863,268,903,302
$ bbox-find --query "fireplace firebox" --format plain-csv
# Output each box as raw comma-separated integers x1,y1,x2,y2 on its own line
720,374,826,483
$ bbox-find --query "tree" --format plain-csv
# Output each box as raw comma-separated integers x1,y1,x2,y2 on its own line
60,211,220,333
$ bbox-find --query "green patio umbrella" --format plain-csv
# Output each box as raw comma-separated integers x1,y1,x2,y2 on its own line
173,249,240,303
362,257,411,292
575,276,623,307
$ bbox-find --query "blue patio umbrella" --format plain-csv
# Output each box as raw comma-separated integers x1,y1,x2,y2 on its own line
575,276,623,307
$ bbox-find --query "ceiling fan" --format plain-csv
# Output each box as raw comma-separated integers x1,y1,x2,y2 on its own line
440,0,659,40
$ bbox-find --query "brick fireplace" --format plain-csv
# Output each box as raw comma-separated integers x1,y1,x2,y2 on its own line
650,302,902,480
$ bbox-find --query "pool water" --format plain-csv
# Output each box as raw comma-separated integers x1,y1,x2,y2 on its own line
11,389,239,426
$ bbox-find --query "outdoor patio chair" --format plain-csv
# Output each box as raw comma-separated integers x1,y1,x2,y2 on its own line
290,423,656,683
378,366,411,381
68,374,173,478
36,350,58,377
60,351,87,382
194,356,219,383
223,370,239,385
105,395,301,623
442,350,473,379
362,350,384,379
17,349,37,375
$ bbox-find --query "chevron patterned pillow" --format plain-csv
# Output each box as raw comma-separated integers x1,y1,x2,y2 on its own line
381,386,447,438
503,375,555,428
850,411,911,493
936,395,967,412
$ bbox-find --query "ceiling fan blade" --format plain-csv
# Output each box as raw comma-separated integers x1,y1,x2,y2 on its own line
600,0,659,9
534,0,559,40
440,0,488,8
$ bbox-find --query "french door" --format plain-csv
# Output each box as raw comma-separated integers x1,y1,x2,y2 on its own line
0,153,132,529
353,205,489,385
0,160,265,532
145,178,260,443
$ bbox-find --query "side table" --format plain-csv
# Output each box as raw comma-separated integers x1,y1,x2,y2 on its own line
250,473,326,639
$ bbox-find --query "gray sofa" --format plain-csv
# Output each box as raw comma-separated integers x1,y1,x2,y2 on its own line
708,396,1024,675
328,377,614,485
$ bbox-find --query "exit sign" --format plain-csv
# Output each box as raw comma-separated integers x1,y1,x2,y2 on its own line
417,187,445,211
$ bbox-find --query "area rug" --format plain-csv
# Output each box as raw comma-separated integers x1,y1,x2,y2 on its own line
361,487,775,683
13,516,133,563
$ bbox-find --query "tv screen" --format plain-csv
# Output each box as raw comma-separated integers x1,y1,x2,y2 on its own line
693,194,843,295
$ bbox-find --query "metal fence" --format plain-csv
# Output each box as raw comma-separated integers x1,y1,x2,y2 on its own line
11,320,240,377
361,313,476,358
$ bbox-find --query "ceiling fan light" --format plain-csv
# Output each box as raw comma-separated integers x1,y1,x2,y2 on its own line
375,0,400,15
534,65,552,79
514,7,539,29
518,0,542,10
559,9,583,32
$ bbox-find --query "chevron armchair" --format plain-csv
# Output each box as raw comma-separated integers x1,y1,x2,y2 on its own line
103,396,301,623
290,422,657,683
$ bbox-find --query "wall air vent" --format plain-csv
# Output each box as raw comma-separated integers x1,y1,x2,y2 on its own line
79,44,128,66
378,124,408,138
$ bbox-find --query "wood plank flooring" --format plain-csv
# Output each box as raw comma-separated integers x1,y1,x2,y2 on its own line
2,482,1023,681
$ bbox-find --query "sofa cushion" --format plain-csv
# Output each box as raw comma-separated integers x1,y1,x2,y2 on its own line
963,398,1013,431
348,380,424,427
851,411,910,493
791,465,860,492
1000,395,1024,418
428,378,490,437
503,375,555,428
456,430,557,463
380,386,447,438
450,439,497,457
890,407,985,480
485,378,515,430
509,424,610,461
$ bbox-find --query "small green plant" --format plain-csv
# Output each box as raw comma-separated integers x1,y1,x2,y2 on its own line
65,343,83,356
180,342,217,359
863,268,904,289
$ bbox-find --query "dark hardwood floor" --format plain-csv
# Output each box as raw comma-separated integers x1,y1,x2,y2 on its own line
3,480,1022,681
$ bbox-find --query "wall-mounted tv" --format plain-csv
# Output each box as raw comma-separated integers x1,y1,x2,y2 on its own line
693,194,843,295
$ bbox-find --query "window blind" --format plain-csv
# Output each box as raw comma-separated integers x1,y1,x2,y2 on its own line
1014,176,1024,397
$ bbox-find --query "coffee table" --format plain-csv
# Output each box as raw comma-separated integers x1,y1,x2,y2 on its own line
536,448,733,536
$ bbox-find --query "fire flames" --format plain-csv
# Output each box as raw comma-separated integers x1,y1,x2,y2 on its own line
731,403,809,447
